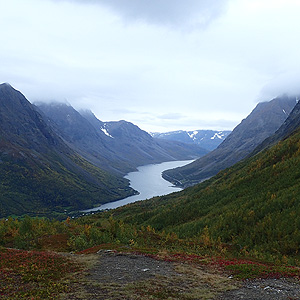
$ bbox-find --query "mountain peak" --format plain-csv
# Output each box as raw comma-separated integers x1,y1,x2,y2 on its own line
0,83,20,95
0,83,30,109
0,82,12,88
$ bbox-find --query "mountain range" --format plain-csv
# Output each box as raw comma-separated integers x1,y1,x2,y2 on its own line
0,83,207,218
35,103,208,176
162,95,297,187
1,82,299,220
151,130,231,151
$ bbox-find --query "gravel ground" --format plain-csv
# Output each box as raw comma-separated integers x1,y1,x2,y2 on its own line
65,250,300,300
217,278,300,300
88,250,177,284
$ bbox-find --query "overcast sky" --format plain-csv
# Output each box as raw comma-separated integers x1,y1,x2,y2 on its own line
1,0,300,132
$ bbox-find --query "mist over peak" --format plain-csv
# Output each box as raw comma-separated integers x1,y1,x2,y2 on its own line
259,72,300,102
33,98,71,107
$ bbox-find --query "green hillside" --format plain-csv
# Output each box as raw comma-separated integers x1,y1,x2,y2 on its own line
2,128,300,299
108,127,300,260
0,147,133,218
0,83,135,218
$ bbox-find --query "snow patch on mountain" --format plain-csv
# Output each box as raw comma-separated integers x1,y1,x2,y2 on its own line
188,131,199,140
211,132,226,140
101,124,114,138
151,129,231,151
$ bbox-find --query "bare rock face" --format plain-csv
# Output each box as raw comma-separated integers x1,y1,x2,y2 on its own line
253,98,300,155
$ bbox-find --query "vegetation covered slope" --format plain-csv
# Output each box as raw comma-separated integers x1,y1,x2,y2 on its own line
0,83,134,218
0,150,133,218
111,126,300,259
3,126,300,298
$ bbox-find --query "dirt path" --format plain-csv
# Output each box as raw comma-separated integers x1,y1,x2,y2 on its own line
64,250,300,300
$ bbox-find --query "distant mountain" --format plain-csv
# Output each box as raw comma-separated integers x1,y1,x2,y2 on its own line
100,119,208,166
163,95,297,187
0,83,134,217
36,103,208,175
151,130,231,151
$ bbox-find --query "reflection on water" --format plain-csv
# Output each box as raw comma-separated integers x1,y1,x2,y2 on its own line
83,159,194,212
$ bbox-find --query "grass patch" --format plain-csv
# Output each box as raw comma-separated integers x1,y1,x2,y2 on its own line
0,248,81,299
213,258,300,280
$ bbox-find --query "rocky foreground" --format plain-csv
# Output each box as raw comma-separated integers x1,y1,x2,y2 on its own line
65,251,300,300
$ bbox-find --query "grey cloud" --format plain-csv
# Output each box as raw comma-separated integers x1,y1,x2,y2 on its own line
158,113,184,120
5,0,300,134
148,115,237,133
51,0,229,28
109,108,137,115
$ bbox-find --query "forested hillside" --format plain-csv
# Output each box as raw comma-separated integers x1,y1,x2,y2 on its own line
110,125,300,259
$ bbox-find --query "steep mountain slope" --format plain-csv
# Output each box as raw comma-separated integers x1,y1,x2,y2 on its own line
0,83,134,217
151,130,231,151
163,96,297,187
36,104,208,175
112,118,300,258
35,103,134,175
252,98,300,155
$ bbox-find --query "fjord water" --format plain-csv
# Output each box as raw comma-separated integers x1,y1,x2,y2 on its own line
84,160,194,212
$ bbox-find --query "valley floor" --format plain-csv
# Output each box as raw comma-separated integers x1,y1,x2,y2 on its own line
64,251,300,300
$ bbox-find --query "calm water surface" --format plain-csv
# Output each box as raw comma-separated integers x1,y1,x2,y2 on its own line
84,160,194,212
